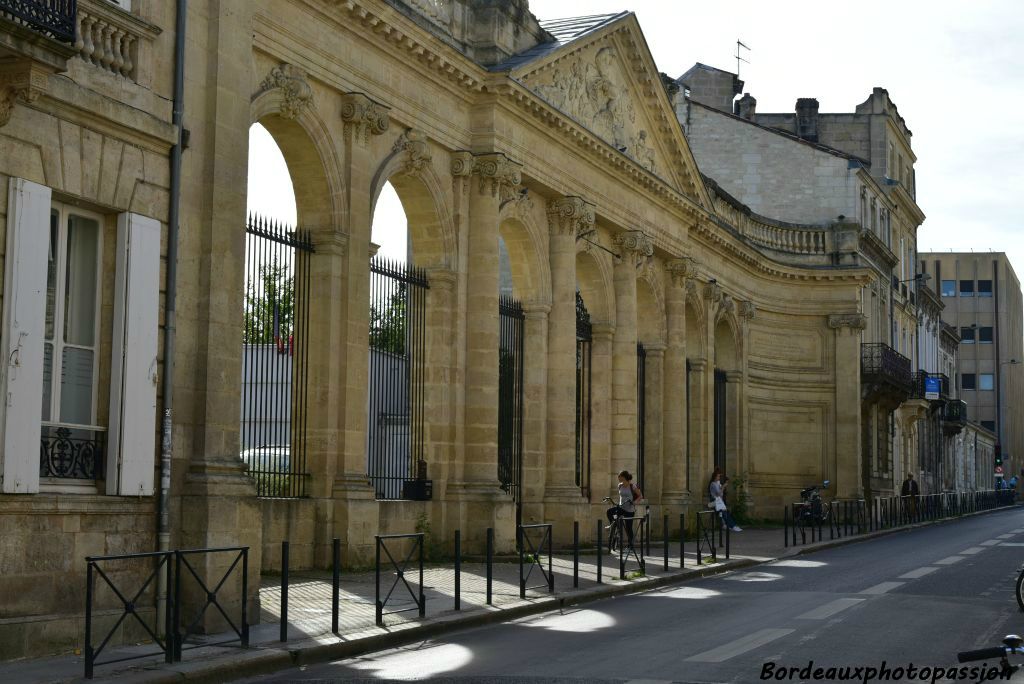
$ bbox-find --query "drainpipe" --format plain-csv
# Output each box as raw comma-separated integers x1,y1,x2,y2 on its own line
158,0,187,634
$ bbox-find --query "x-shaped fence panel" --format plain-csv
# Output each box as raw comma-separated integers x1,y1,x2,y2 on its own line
695,511,717,565
518,523,553,598
375,533,425,626
173,547,249,660
614,515,646,579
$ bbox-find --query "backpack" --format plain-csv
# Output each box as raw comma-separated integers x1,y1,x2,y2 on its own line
631,483,643,502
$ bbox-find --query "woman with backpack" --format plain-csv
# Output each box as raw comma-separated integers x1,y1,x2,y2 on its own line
606,470,643,546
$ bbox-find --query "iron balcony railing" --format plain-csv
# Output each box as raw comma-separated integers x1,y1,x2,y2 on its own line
860,343,912,395
0,0,76,43
943,399,968,425
40,423,105,479
909,371,951,400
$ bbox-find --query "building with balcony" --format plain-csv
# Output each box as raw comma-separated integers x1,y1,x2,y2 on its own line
920,252,1024,482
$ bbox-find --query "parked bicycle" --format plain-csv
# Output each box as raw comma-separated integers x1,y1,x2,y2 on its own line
1016,564,1024,612
958,634,1024,678
794,480,831,528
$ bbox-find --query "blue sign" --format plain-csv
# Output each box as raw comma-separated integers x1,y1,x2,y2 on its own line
924,376,940,400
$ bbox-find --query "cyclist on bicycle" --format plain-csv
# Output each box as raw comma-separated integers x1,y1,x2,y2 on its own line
606,470,642,545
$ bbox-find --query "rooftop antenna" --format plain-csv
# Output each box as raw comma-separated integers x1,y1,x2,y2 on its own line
735,39,750,77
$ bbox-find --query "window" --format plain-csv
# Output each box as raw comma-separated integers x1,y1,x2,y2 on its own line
961,327,975,344
980,374,995,391
982,420,996,432
979,326,993,344
941,280,955,297
960,280,974,297
962,373,976,390
43,205,102,428
978,280,993,297
888,142,895,177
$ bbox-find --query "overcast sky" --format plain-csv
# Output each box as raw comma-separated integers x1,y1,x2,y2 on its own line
249,0,1024,272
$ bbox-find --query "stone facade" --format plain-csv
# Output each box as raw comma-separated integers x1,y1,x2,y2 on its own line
0,1,968,660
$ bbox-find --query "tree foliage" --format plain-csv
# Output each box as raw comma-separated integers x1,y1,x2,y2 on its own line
244,261,294,343
370,284,408,354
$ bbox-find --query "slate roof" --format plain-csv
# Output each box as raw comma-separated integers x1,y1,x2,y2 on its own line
489,12,628,72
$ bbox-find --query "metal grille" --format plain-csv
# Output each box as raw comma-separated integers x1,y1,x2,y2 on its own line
636,343,646,490
714,369,727,472
368,255,429,500
39,423,104,479
685,359,692,492
575,293,592,497
241,214,312,498
498,295,525,503
0,0,76,43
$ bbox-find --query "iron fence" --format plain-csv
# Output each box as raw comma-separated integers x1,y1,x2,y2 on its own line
714,369,727,472
374,533,425,626
368,256,429,500
173,547,249,660
498,295,525,509
861,342,913,393
40,423,104,479
0,0,76,42
242,214,313,498
517,523,554,597
615,515,646,579
575,293,593,497
636,344,646,489
695,511,717,565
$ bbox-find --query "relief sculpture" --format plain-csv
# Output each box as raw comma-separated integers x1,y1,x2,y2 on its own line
526,46,657,174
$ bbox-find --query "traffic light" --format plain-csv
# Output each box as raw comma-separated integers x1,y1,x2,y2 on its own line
996,445,1003,467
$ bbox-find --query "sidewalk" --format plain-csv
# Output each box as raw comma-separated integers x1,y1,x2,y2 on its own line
0,511,1005,684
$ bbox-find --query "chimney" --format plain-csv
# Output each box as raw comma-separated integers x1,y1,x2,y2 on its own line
736,93,757,120
795,98,819,142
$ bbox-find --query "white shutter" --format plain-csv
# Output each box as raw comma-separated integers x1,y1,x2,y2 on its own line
0,179,51,494
107,213,160,496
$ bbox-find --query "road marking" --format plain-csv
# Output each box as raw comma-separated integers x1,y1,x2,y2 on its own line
900,566,939,579
960,547,986,555
1002,543,1024,547
685,628,795,662
1012,529,1024,533
860,582,904,595
796,598,865,620
998,534,1016,539
935,556,965,565
981,540,1002,546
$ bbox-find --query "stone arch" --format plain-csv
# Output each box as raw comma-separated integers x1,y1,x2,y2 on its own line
250,88,345,230
714,313,740,371
369,137,456,270
636,270,666,346
497,204,551,306
575,246,615,326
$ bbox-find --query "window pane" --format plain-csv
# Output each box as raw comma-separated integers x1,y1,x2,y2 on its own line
979,327,993,343
978,280,993,297
46,212,58,341
59,347,94,424
962,373,976,390
41,342,53,422
982,420,996,431
960,280,974,296
941,280,955,297
980,374,994,391
63,215,99,347
961,327,975,343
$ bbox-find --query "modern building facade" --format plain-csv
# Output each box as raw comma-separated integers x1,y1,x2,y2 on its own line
920,252,1024,481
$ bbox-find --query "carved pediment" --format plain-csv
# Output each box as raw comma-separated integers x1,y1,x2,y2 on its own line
521,43,658,175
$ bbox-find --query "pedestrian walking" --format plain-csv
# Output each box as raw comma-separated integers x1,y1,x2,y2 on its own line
901,472,920,519
709,471,741,532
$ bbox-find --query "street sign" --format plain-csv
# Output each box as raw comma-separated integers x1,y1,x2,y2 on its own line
924,376,940,400
996,466,1004,475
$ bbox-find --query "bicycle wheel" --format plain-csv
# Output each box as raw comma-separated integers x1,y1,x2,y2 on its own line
818,503,832,524
1016,567,1024,612
607,524,619,554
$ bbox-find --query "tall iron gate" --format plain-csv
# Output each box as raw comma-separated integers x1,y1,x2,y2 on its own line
498,295,525,506
575,293,593,498
368,255,429,500
714,369,726,473
636,343,646,490
241,214,313,498
685,358,692,492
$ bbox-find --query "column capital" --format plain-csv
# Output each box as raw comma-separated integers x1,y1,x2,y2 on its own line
719,293,735,316
450,150,522,199
592,321,615,340
666,256,700,287
0,59,49,127
522,302,551,318
614,230,653,267
739,300,757,320
424,267,457,291
703,281,722,303
688,358,708,372
316,231,349,257
340,91,390,144
643,343,666,355
724,369,743,382
546,196,595,237
828,312,868,330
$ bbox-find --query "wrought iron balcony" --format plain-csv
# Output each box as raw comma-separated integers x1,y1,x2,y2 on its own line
39,423,104,479
861,343,912,405
910,371,951,401
0,0,76,43
942,399,968,435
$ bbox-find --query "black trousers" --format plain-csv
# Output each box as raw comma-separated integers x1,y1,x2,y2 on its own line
606,506,636,544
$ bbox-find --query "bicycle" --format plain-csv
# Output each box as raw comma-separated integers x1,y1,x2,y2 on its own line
958,634,1024,678
1016,565,1024,612
602,497,648,555
794,480,831,531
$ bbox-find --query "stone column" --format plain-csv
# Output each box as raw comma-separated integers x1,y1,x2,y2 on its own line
663,258,697,504
422,268,457,501
642,344,665,502
588,322,615,525
701,281,722,482
829,313,867,499
520,303,549,520
544,197,595,532
611,231,653,479
332,92,390,564
449,151,521,551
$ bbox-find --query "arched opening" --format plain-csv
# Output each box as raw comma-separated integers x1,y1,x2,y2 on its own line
241,121,317,498
635,279,663,492
713,317,739,476
684,300,703,493
575,250,612,500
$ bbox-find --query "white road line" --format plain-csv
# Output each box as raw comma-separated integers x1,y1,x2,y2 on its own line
981,540,1002,546
998,534,1016,539
960,547,985,555
899,566,939,579
935,556,965,565
860,582,904,595
685,628,795,663
1012,529,1024,533
796,598,865,620
1002,543,1024,547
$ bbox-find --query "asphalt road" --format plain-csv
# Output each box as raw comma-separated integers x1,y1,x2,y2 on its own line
241,508,1024,683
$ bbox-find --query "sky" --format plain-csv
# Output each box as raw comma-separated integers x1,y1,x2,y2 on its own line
248,0,1024,272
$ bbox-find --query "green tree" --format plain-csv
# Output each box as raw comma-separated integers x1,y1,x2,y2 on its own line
244,260,295,343
370,284,408,354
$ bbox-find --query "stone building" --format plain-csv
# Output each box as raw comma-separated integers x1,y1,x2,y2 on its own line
920,251,1024,482
675,64,952,500
0,0,987,658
